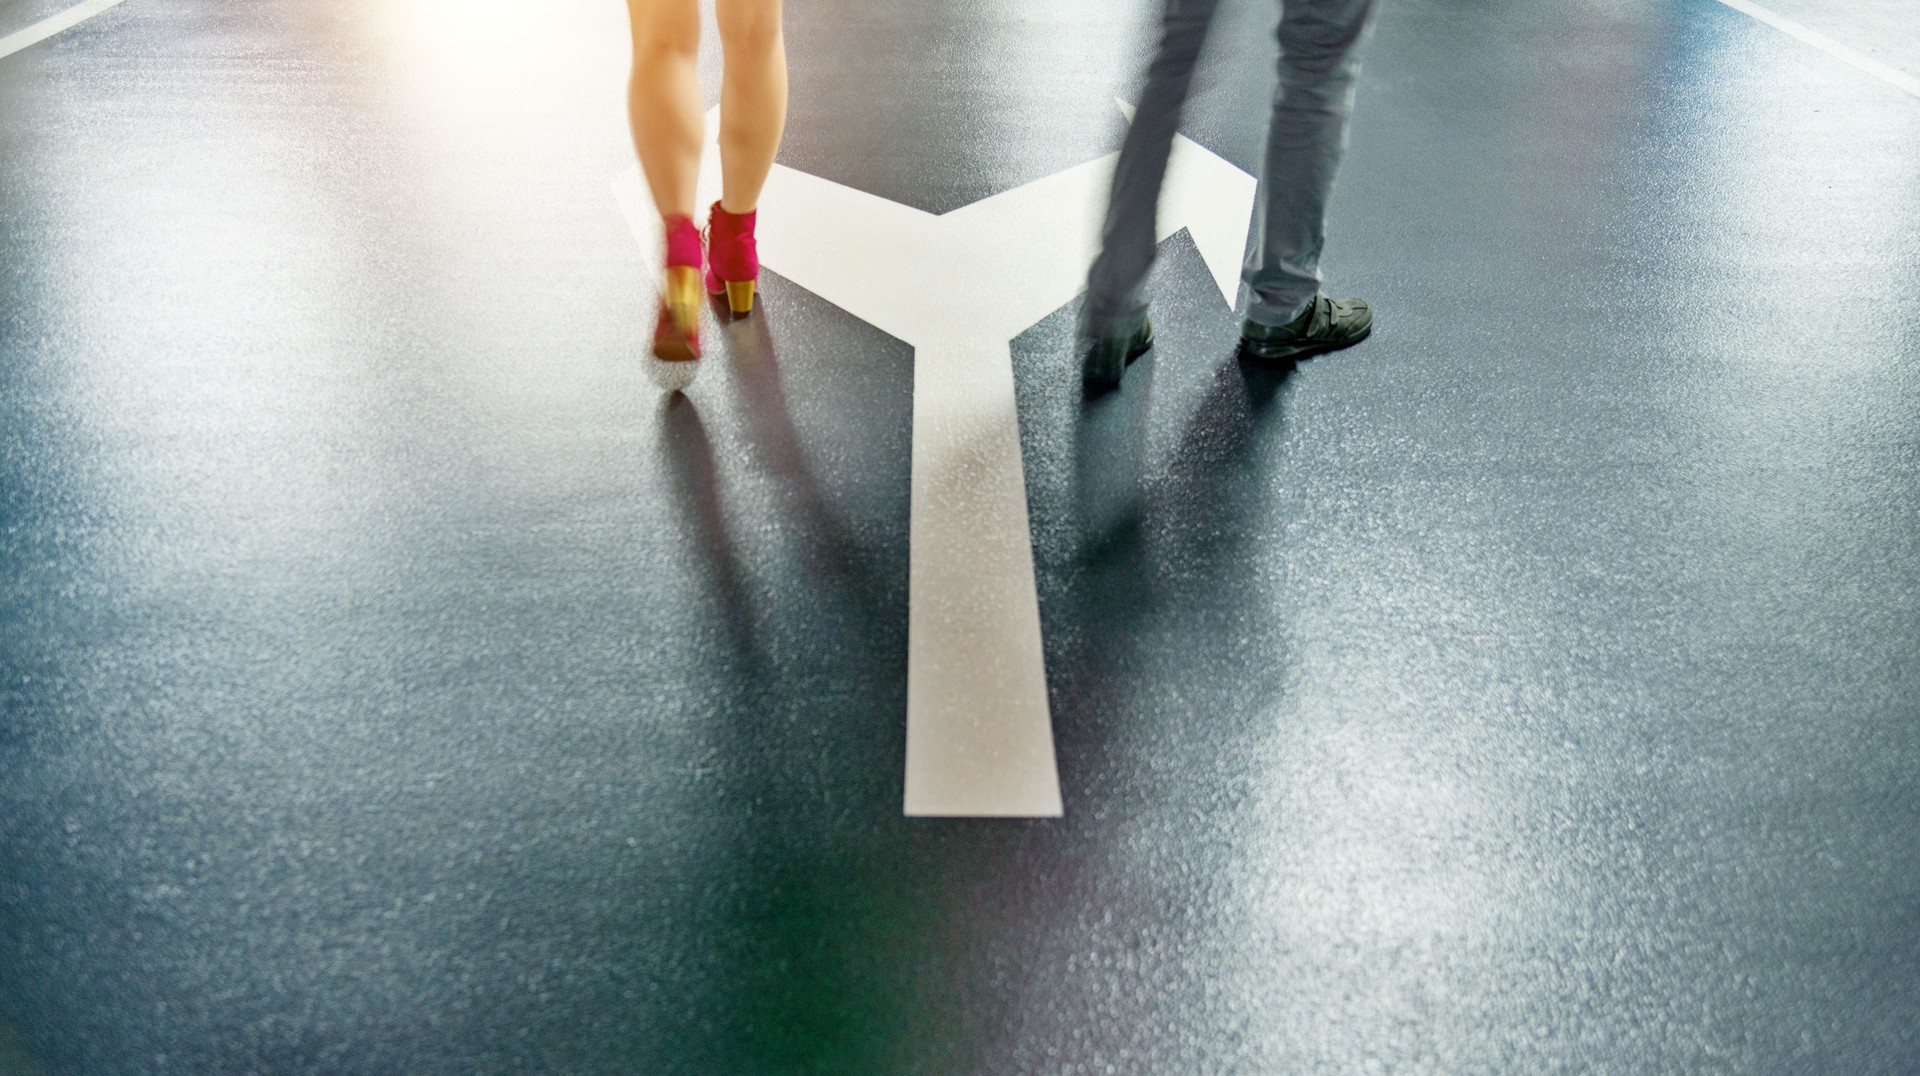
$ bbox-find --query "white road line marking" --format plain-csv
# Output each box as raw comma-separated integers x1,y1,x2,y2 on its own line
1714,0,1920,100
0,0,129,60
613,107,1254,817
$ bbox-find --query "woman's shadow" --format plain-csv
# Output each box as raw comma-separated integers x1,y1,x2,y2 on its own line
649,299,940,1071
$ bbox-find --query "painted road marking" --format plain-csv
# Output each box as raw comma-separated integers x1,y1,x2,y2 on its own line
1714,0,1920,100
0,0,129,60
614,106,1255,816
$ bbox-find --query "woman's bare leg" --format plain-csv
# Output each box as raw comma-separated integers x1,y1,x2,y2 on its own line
714,0,786,214
626,0,702,224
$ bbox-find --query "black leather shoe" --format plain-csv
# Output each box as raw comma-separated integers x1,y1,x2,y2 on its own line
1081,315,1154,389
1240,295,1372,362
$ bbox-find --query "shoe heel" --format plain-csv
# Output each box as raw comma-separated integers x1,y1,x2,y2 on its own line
724,279,755,316
665,266,701,333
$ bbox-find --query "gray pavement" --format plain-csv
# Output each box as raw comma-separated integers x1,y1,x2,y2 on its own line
2,0,1918,1071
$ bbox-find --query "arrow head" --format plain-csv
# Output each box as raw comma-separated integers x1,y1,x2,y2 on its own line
1163,133,1257,308
1115,98,1257,309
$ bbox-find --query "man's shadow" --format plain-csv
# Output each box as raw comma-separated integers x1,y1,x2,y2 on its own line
1074,343,1298,592
1054,342,1303,794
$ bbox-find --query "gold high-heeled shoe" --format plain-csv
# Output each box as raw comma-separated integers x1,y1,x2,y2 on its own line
705,201,759,318
653,265,702,361
653,214,704,361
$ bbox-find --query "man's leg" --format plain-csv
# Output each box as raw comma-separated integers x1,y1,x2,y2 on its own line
1241,0,1375,350
1082,0,1222,386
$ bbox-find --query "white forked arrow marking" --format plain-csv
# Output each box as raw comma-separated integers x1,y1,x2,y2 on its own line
614,105,1255,816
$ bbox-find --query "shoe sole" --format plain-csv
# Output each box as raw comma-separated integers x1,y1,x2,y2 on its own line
1238,322,1372,363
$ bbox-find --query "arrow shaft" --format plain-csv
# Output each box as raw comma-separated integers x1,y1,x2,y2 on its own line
904,338,1062,817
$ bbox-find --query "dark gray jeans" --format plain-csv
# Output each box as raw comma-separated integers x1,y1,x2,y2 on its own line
1085,0,1376,333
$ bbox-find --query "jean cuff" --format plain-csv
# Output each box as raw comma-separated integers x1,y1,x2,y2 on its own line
1244,294,1315,329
